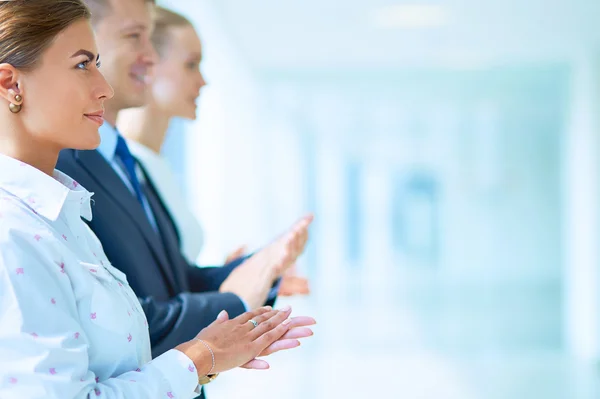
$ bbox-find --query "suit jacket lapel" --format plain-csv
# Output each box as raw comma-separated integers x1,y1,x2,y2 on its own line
74,149,179,291
139,172,190,291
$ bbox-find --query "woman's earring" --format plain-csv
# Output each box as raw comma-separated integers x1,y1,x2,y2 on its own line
9,94,22,114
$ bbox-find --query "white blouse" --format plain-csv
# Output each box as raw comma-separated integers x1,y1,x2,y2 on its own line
0,154,200,398
126,140,204,264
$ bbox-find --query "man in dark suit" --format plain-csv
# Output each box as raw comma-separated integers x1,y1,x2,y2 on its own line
57,0,312,361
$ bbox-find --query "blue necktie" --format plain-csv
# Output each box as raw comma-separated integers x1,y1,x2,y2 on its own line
114,134,145,206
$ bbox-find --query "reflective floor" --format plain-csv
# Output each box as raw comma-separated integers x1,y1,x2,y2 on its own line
207,264,600,399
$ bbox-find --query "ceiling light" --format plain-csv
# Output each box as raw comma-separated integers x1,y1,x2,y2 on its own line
372,5,449,29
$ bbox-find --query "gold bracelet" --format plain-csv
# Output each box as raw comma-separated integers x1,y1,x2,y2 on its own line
198,373,219,385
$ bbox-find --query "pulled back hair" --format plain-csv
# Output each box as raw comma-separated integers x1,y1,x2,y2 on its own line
151,7,193,58
0,0,91,71
83,0,156,26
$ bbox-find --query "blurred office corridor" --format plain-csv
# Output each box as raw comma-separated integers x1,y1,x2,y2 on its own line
206,267,600,399
159,0,600,397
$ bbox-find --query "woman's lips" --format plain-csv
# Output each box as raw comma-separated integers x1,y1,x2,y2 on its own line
84,112,104,126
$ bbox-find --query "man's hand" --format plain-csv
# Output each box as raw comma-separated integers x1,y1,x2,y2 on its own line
277,264,310,297
279,275,310,297
219,214,314,309
224,245,247,264
219,259,276,309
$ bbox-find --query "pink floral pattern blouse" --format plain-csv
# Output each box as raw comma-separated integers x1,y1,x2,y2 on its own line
0,154,201,398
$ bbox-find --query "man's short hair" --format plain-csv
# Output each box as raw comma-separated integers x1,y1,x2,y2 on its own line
83,0,155,25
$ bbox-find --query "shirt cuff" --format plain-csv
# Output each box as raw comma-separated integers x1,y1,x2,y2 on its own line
237,286,279,311
237,276,282,311
146,349,200,398
238,296,251,312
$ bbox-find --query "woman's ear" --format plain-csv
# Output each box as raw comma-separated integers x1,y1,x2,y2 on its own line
0,63,22,105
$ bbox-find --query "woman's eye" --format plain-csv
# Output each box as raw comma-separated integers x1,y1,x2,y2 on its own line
128,33,141,40
96,61,102,69
76,60,90,70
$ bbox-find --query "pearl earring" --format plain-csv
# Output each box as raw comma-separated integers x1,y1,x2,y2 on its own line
9,94,22,113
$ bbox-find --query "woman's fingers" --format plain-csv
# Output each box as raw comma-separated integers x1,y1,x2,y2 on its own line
286,316,316,328
258,339,301,357
203,310,229,330
232,306,272,324
242,309,279,332
254,316,293,348
240,359,270,370
248,307,292,340
216,310,229,322
255,325,314,357
279,277,311,296
279,327,313,340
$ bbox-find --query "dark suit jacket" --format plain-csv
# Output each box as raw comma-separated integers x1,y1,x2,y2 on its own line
57,148,248,357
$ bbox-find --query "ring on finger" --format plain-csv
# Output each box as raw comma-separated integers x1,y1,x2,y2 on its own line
248,319,259,329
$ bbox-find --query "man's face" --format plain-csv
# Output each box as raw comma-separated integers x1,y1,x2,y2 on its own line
93,0,156,118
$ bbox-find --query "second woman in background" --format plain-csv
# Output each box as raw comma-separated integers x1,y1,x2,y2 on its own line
118,7,311,297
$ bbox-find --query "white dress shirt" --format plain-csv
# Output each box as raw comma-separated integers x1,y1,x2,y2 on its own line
0,153,201,398
126,139,205,264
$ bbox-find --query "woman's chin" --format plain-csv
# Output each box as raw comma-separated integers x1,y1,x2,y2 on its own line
175,106,197,121
74,132,102,151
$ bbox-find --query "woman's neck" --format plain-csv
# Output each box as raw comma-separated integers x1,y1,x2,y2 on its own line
0,122,58,176
117,104,171,155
